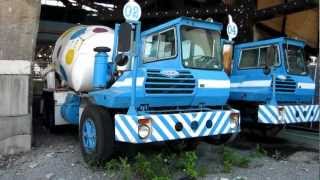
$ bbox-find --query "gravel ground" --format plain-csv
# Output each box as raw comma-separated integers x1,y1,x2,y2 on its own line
204,152,319,180
0,126,319,180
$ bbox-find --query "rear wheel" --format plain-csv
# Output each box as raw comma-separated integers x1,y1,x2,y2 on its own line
80,105,114,163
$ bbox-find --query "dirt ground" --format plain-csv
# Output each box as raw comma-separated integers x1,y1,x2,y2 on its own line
0,126,319,180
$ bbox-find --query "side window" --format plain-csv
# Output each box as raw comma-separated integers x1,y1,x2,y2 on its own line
143,28,176,63
239,46,279,69
259,47,267,66
158,29,175,59
259,46,278,67
239,49,259,68
143,34,159,62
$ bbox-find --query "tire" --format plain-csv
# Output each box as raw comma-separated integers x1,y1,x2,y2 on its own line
79,105,115,163
204,133,238,145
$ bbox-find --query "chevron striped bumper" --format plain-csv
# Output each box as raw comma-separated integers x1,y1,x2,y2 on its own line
258,104,320,124
114,110,240,143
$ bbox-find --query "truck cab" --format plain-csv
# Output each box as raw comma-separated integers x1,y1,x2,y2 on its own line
90,17,230,109
229,37,319,131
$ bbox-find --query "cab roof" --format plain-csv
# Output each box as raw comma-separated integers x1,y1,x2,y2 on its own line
141,16,223,36
235,37,305,49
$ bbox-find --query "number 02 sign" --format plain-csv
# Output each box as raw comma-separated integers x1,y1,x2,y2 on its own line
123,0,142,22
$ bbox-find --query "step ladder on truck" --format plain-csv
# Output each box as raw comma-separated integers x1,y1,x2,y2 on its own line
41,1,240,163
225,37,319,136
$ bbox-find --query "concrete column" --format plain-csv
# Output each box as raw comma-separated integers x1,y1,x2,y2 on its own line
0,0,41,155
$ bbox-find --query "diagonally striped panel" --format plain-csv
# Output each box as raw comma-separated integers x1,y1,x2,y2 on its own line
258,105,320,124
114,109,241,144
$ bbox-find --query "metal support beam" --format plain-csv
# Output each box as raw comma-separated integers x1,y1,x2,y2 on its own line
98,6,227,21
59,0,73,7
256,22,285,37
254,0,317,22
256,23,317,54
40,5,88,23
281,0,288,34
139,0,158,9
143,7,226,19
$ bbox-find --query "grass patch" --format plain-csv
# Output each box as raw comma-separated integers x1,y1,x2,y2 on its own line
223,144,269,173
104,150,206,180
223,147,251,173
179,151,198,178
134,153,170,180
250,144,267,158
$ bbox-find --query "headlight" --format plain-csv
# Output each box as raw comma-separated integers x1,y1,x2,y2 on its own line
230,112,239,129
138,125,151,139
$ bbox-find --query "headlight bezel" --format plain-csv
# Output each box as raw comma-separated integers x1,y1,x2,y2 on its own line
137,118,152,139
230,112,240,129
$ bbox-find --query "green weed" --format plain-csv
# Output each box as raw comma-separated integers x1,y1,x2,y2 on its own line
223,147,250,173
103,150,205,180
180,151,198,178
104,158,120,171
133,153,153,179
119,157,133,180
251,144,267,158
223,160,232,173
197,165,208,178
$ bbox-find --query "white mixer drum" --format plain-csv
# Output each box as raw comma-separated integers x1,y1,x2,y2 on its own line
52,25,114,92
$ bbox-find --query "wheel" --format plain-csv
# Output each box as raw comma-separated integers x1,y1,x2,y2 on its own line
204,133,238,145
79,105,115,163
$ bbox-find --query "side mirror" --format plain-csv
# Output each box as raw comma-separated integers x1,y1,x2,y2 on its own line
222,42,233,75
263,65,271,75
117,23,132,52
115,54,129,66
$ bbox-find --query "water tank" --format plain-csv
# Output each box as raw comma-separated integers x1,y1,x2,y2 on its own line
52,25,114,92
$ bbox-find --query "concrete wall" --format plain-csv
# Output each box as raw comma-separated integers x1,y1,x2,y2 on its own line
0,0,41,155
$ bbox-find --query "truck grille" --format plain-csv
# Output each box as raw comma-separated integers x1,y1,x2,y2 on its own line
272,76,296,93
145,69,196,94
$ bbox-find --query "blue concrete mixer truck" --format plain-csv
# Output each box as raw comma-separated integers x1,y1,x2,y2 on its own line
41,1,240,162
226,37,319,136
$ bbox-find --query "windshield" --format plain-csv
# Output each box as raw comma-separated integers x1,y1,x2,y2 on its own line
284,45,307,75
181,26,222,70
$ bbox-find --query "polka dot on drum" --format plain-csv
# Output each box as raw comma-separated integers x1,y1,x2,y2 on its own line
93,27,108,33
61,27,77,39
56,46,62,59
70,28,87,40
65,49,75,65
59,65,68,81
